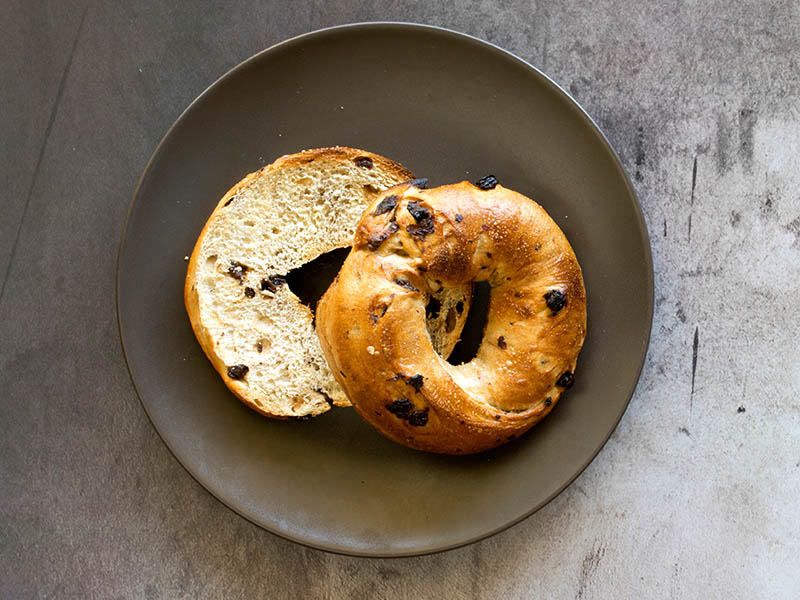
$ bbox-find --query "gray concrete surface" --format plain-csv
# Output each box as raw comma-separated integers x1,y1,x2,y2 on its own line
2,1,798,598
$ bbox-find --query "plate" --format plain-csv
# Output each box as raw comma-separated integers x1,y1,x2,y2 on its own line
117,23,653,557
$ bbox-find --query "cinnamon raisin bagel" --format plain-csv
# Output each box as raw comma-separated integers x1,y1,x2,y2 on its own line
316,178,587,454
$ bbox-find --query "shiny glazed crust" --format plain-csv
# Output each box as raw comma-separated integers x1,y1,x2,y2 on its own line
316,180,587,453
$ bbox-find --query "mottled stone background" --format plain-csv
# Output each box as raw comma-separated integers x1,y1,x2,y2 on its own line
1,1,798,598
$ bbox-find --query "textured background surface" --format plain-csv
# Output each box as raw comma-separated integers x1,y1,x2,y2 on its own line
1,1,798,598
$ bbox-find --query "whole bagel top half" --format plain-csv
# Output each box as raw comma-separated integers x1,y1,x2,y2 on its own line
316,179,587,454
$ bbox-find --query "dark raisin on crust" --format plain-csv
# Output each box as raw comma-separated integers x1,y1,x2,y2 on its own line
227,261,248,282
354,156,373,168
393,278,420,293
407,200,431,223
372,194,398,216
481,223,490,231
544,397,553,406
544,289,567,313
556,371,575,388
386,398,413,420
244,287,255,298
498,336,507,349
406,219,434,238
406,374,424,391
406,178,428,189
227,364,249,379
494,414,501,420
339,370,347,379
408,409,429,427
455,214,463,223
476,174,499,190
514,291,522,298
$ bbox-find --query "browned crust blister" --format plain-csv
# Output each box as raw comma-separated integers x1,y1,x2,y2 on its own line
316,180,587,453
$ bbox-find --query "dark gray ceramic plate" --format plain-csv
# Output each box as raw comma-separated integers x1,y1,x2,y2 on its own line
117,23,653,557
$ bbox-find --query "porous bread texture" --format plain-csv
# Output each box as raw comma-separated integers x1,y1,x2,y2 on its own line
185,147,471,420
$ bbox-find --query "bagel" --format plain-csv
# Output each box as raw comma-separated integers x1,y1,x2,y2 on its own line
185,148,472,420
316,178,587,453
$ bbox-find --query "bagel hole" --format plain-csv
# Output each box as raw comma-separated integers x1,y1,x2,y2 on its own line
446,281,492,365
285,246,351,322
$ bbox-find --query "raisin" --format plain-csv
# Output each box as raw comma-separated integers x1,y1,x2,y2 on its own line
476,174,498,190
408,409,429,427
372,194,398,216
386,398,413,419
494,414,501,420
260,275,286,293
227,364,249,379
498,336,507,349
244,287,255,298
556,371,574,388
227,261,248,282
407,178,428,189
224,196,235,207
455,214,463,223
407,200,431,223
545,397,553,407
256,342,263,353
354,156,373,168
544,289,567,313
406,374,424,391
393,278,419,293
406,217,434,238
737,406,746,413
514,291,522,298
456,301,464,314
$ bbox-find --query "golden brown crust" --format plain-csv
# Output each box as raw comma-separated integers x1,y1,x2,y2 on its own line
316,181,587,453
184,147,415,419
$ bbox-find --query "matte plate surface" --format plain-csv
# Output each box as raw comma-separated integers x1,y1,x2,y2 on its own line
118,23,653,557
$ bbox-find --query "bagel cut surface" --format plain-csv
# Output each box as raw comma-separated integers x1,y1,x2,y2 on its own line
316,180,587,453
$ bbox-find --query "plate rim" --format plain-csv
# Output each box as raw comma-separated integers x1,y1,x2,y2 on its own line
116,21,654,558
